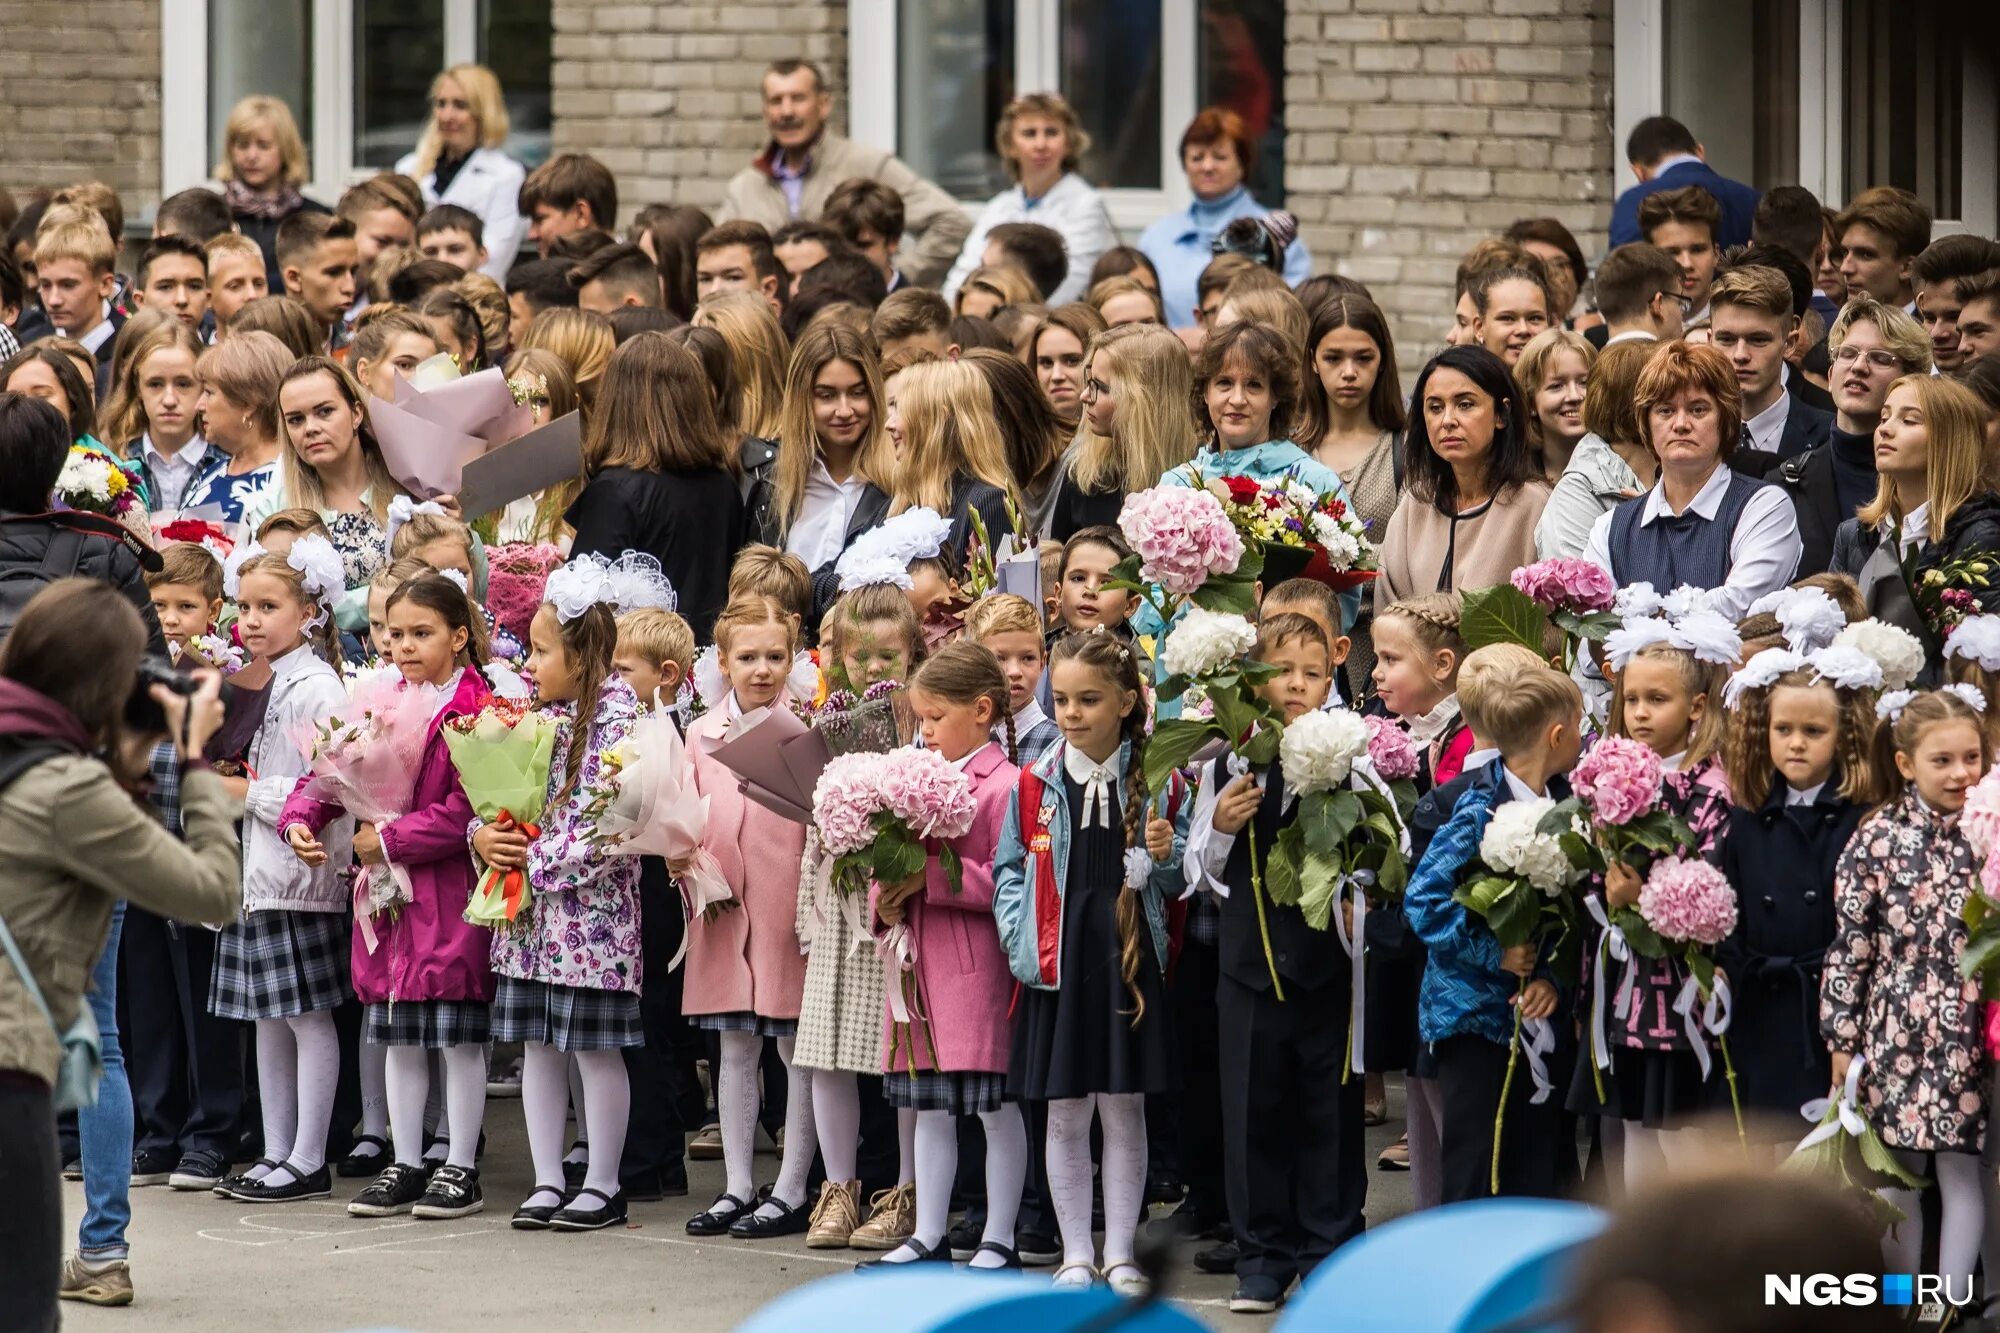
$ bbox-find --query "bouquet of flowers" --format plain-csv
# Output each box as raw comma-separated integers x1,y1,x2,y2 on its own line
54,446,141,521
1142,608,1283,792
292,673,443,949
811,747,979,897
1509,557,1618,671
1782,1054,1932,1230
174,633,247,675
1910,552,1995,643
156,516,238,557
1107,484,1259,619
1832,619,1926,691
1205,473,1378,591
1264,708,1412,1073
1453,796,1587,1192
484,542,565,645
1627,855,1746,1141
444,697,560,927
1955,769,2000,1010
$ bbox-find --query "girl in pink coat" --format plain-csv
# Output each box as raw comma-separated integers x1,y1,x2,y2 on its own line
282,573,494,1221
680,594,815,1239
862,643,1027,1270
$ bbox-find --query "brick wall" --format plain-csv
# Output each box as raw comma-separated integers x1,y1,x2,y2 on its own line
548,0,848,226
1285,0,1615,380
0,0,162,220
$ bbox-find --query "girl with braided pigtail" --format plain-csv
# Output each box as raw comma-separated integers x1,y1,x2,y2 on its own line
993,629,1187,1296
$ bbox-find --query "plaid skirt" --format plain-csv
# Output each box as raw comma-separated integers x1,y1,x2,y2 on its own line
695,1011,799,1038
364,1000,492,1049
490,976,642,1052
884,1070,1008,1115
209,909,351,1021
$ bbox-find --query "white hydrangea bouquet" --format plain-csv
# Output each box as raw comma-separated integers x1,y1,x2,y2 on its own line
1140,606,1282,791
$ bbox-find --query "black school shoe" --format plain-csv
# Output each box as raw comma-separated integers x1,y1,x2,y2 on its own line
169,1150,228,1191
551,1187,627,1231
1194,1242,1240,1275
1015,1227,1061,1267
967,1241,1023,1270
855,1237,954,1271
947,1215,985,1260
413,1164,485,1219
335,1135,390,1179
511,1184,569,1230
687,1191,753,1236
131,1148,180,1186
347,1162,431,1217
228,1164,333,1203
214,1158,279,1197
730,1194,809,1239
1229,1275,1287,1315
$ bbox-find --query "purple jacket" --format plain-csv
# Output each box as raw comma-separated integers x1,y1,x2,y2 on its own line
872,743,1019,1075
280,668,494,1005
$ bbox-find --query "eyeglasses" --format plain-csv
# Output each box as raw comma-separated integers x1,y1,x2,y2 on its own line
1830,346,1904,370
1655,291,1695,318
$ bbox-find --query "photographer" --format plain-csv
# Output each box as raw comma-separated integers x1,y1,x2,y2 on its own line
0,579,241,1331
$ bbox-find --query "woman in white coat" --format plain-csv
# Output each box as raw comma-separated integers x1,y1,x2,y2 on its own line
942,92,1118,307
394,63,527,280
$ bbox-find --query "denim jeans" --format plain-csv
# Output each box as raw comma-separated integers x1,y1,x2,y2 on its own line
77,902,131,1260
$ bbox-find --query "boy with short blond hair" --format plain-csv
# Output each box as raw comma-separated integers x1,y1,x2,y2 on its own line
613,607,696,712
725,544,812,626
34,219,120,395
205,233,270,327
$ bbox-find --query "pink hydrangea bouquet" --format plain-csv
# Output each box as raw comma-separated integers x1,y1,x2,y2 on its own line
1364,714,1421,782
811,748,979,897
1634,854,1745,1140
1955,769,2000,1009
1111,484,1259,618
1507,557,1620,671
1562,736,1695,874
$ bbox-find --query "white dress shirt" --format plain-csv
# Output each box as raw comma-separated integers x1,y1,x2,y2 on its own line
1582,465,1804,620
1742,392,1792,456
141,432,210,513
941,171,1120,306
1888,502,1929,556
246,645,354,914
1603,329,1660,348
1501,765,1547,803
79,305,116,355
785,457,869,570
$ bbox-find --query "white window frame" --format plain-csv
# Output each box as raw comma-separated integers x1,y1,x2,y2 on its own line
159,0,483,201
848,0,1196,234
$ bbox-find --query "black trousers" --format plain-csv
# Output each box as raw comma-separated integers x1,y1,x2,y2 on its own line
0,1081,60,1333
621,869,690,1184
1217,972,1366,1286
1171,935,1226,1223
1435,1032,1562,1204
120,907,244,1159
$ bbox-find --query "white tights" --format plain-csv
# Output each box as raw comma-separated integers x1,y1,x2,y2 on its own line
356,1041,388,1150
1883,1149,1985,1296
521,1044,628,1212
878,1104,1028,1267
1047,1093,1146,1274
701,1032,815,1219
808,1069,918,1187
1621,1121,1698,1193
384,1044,486,1169
252,1012,339,1187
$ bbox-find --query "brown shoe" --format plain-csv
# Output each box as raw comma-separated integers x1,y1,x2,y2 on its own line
806,1178,862,1249
59,1255,134,1307
1377,1133,1410,1171
689,1123,723,1161
847,1181,916,1251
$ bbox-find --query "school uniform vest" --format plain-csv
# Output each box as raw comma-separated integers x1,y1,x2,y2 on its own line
1218,767,1348,993
1607,471,1764,590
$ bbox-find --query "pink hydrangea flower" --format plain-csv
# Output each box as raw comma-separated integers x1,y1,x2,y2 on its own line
1511,557,1616,613
811,752,891,856
1637,855,1738,946
1363,714,1421,781
1118,486,1244,596
874,748,979,841
1961,770,2000,899
1571,736,1663,826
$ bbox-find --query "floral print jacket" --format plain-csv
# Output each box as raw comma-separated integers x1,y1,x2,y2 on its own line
489,675,644,994
1821,790,1985,1153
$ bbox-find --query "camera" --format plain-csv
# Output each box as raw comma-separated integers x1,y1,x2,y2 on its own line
126,655,236,735
1211,216,1282,270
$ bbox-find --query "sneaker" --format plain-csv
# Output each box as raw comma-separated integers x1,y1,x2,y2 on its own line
347,1162,431,1217
1016,1227,1062,1267
169,1150,228,1191
947,1214,985,1261
62,1158,82,1181
847,1182,916,1251
1194,1242,1240,1275
413,1164,485,1220
806,1178,861,1249
1377,1134,1410,1171
131,1147,179,1186
58,1255,133,1307
1229,1275,1287,1315
688,1123,723,1161
227,1163,334,1204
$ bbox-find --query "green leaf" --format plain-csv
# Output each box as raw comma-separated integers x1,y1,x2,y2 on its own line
1190,571,1259,615
1553,608,1622,642
1144,719,1221,792
1155,674,1192,702
1240,727,1282,767
1303,789,1363,857
1614,909,1666,959
1455,875,1518,916
1298,852,1342,931
1966,893,1991,933
1265,827,1303,907
1373,845,1407,900
1460,584,1549,654
1957,920,2000,981
937,844,964,895
1486,882,1543,948
1685,948,1715,991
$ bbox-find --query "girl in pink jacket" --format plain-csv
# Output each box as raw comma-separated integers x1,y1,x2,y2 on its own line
282,573,494,1221
861,643,1026,1270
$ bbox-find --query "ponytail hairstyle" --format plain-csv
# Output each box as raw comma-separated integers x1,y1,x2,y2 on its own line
911,641,1015,764
543,600,619,809
1606,641,1729,771
386,570,491,670
236,549,342,664
1874,687,1990,804
1721,667,1878,807
1049,628,1153,1027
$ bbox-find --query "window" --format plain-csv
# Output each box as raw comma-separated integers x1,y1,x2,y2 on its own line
895,0,1017,199
1840,0,1965,219
1662,0,1799,188
205,0,313,176
354,0,445,170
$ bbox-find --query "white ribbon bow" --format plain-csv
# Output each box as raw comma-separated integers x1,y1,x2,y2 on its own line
1331,870,1370,1076
1671,972,1732,1080
1584,896,1639,1073
1795,1054,1869,1152
878,923,920,1025
1522,1016,1557,1104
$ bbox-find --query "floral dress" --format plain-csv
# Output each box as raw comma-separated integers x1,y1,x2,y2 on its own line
1821,790,1986,1153
328,510,388,590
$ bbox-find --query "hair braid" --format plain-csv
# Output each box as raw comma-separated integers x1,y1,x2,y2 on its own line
1116,704,1151,1028
1002,706,1019,767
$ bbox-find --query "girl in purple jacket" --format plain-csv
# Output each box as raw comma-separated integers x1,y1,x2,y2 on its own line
284,572,495,1220
862,643,1027,1270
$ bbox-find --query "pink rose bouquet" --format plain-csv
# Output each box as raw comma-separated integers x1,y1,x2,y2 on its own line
811,748,979,896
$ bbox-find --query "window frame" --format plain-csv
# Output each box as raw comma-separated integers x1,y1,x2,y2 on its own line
847,0,1198,232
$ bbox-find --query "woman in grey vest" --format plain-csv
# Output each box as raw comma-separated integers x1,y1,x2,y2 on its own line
1582,342,1801,619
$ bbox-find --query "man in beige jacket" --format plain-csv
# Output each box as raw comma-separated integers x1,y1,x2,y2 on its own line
718,59,970,290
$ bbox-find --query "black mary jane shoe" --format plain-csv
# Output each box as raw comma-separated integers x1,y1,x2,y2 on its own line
967,1241,1023,1270
686,1191,752,1236
729,1194,809,1239
336,1134,391,1179
855,1237,954,1271
511,1185,570,1231
551,1187,628,1232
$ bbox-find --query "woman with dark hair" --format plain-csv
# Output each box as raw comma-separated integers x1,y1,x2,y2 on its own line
1504,217,1591,328
1086,246,1159,295
631,203,713,321
963,347,1065,538
1583,341,1802,618
0,346,142,499
0,577,239,1326
1375,345,1552,608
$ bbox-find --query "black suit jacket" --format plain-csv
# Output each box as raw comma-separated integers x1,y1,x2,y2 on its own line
1218,765,1349,994
1773,399,1834,459
1790,374,1835,416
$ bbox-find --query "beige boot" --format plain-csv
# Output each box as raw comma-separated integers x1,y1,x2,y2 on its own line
847,1181,916,1251
806,1178,862,1249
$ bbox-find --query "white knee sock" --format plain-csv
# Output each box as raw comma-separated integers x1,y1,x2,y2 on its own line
811,1069,861,1183
712,1031,762,1209
357,1039,389,1145
568,1050,631,1211
971,1104,1028,1266
881,1110,957,1262
278,1009,339,1180
1882,1149,1928,1274
752,1035,815,1215
254,1019,298,1178
440,1044,487,1170
897,1107,917,1187
1621,1120,1668,1194
383,1045,430,1167
1096,1092,1147,1270
1934,1150,1986,1296
520,1042,571,1208
1045,1096,1098,1271
565,1056,588,1160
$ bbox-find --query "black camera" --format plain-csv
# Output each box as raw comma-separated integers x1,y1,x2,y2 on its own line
1211,216,1282,270
126,655,236,735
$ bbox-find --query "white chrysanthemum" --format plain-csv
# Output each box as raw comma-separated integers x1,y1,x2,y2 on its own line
1479,797,1577,896
1310,516,1363,569
1833,619,1926,691
1279,708,1370,795
1160,607,1258,679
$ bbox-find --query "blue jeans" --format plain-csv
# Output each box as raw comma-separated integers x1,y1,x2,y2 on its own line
77,902,131,1261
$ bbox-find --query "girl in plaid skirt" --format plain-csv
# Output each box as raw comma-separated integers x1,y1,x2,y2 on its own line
860,644,1026,1270
282,572,496,1221
208,538,353,1205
